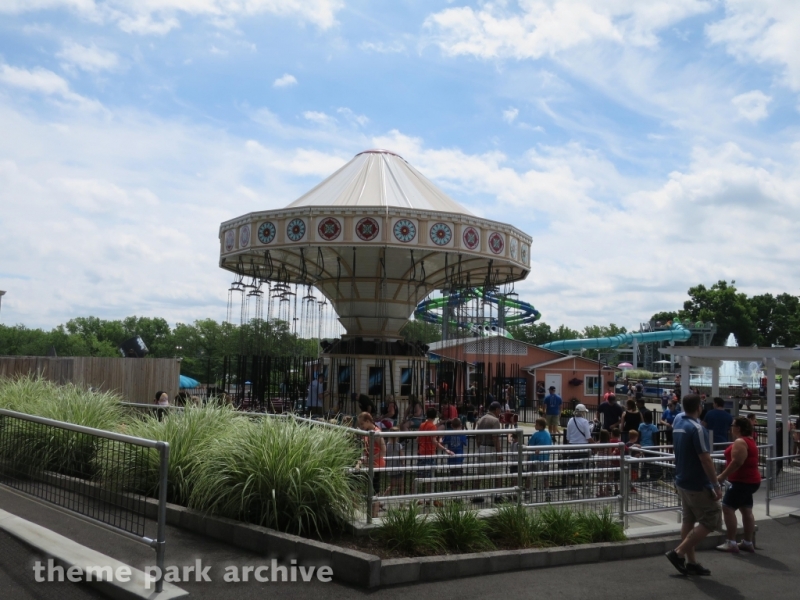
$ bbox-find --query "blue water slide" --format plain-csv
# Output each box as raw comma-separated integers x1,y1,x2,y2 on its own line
539,323,691,352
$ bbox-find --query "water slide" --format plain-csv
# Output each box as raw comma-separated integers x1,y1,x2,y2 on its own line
415,287,541,337
539,322,692,352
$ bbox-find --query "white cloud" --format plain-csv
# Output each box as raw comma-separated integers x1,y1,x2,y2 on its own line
57,42,119,73
337,107,368,126
732,90,772,122
1,0,344,34
707,0,800,90
502,107,519,123
273,73,297,88
358,40,406,54
424,1,713,60
302,111,336,126
0,63,103,111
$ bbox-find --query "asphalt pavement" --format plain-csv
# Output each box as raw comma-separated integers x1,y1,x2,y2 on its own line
1,485,799,600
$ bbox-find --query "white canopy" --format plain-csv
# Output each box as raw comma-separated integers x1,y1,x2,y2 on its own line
286,150,474,215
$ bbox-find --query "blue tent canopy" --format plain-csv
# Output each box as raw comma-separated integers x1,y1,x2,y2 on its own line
179,375,200,389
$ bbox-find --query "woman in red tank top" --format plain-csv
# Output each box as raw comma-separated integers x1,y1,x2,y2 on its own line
716,416,761,553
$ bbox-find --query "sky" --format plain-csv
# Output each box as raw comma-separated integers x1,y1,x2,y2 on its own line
1,0,799,334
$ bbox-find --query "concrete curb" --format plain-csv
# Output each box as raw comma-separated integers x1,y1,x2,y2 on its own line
0,508,188,600
144,498,741,588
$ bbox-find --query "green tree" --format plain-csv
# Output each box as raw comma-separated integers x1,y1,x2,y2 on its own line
507,322,555,345
680,280,757,345
750,293,800,347
400,319,442,345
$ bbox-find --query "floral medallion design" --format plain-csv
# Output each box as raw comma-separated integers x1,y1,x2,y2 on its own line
257,221,276,245
430,222,452,246
224,230,236,252
509,237,518,260
355,217,380,241
521,244,529,265
393,219,416,243
239,225,251,248
286,218,306,242
462,226,480,250
488,232,504,254
317,217,342,241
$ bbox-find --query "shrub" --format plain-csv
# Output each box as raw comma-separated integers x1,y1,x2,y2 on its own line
0,376,124,479
96,403,246,505
433,502,494,552
625,370,653,380
375,503,443,555
487,504,543,548
190,417,360,536
576,507,626,543
538,505,590,546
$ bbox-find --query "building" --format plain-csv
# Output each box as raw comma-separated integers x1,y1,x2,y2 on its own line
428,337,616,409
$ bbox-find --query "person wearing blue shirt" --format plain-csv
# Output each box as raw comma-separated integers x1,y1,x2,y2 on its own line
444,418,468,491
543,386,562,435
665,394,722,577
702,397,733,447
660,399,679,444
527,417,552,497
638,412,660,480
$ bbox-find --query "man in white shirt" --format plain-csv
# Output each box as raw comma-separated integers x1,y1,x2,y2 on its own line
565,404,594,493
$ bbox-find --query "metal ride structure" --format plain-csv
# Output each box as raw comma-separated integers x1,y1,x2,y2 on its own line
218,150,532,412
414,286,541,340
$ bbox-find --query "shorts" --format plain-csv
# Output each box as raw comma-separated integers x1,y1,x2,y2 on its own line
722,481,760,510
676,485,722,531
449,466,463,477
545,414,560,428
564,449,591,470
478,445,501,476
417,457,435,479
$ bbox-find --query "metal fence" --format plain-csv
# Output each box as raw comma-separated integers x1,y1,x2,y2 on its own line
0,409,169,593
766,455,800,516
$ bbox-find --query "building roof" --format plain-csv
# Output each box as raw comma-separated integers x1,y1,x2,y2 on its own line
524,355,614,371
285,150,474,215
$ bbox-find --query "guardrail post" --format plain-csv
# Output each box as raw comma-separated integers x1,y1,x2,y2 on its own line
367,430,375,525
516,428,524,506
155,441,169,594
618,442,626,525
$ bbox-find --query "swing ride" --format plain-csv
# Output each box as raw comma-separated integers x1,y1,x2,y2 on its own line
218,149,532,410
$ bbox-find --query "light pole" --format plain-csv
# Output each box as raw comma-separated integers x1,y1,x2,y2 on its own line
0,290,5,316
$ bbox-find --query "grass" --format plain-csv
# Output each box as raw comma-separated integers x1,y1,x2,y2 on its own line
189,416,361,536
576,507,626,543
97,403,246,505
487,504,543,548
375,503,443,555
433,501,494,552
538,505,591,546
0,375,125,478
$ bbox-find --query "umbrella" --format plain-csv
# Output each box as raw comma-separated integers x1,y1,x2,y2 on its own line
654,360,672,364
179,375,200,388
617,362,634,368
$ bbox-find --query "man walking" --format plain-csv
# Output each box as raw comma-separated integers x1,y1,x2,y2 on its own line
475,402,504,495
543,386,562,435
666,394,722,576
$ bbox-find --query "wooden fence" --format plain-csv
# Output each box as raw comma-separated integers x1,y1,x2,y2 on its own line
0,356,180,404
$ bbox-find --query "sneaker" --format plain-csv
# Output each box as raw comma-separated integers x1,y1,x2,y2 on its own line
686,562,711,576
738,541,755,553
716,541,740,553
665,550,687,575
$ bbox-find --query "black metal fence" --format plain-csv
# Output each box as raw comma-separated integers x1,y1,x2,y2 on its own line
0,409,169,592
766,455,800,515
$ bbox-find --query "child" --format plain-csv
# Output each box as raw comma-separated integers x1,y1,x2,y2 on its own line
357,412,386,517
416,408,454,500
637,413,659,481
609,427,622,496
595,430,613,497
528,417,552,498
383,427,405,496
625,430,641,493
443,418,468,491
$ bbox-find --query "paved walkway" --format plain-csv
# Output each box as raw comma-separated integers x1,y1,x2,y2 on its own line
1,484,799,599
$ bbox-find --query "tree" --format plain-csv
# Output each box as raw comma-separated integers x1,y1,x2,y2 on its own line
400,319,442,345
507,322,555,345
681,280,757,346
750,293,800,347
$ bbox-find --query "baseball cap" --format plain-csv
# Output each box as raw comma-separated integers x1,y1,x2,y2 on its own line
574,404,588,413
548,385,556,390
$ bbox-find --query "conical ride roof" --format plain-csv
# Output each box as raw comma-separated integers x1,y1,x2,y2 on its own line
285,150,474,215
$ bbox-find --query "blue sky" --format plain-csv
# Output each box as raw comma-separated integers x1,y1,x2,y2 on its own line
1,1,799,332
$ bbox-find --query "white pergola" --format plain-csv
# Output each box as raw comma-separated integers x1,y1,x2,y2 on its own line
659,346,800,453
